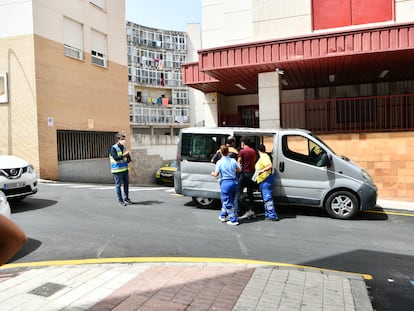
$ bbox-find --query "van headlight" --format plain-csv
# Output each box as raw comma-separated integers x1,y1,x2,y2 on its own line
27,165,34,174
361,169,373,184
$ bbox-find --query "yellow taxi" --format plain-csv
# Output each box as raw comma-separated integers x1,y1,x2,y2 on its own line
155,160,177,185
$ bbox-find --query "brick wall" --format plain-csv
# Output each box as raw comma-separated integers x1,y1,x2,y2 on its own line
34,36,130,180
320,132,414,202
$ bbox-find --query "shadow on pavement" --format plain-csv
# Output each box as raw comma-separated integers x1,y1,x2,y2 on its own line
10,198,58,213
302,249,414,311
129,200,164,206
7,238,42,263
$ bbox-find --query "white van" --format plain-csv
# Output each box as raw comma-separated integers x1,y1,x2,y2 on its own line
174,127,377,219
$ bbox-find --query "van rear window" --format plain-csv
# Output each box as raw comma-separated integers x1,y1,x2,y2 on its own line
181,133,228,162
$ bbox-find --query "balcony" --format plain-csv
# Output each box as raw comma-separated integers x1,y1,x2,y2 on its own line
129,102,190,126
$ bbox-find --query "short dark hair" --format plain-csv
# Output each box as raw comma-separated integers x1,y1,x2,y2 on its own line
226,136,235,145
115,132,125,140
240,136,250,146
258,144,266,153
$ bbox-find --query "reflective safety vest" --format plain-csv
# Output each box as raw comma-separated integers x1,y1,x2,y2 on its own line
109,144,128,173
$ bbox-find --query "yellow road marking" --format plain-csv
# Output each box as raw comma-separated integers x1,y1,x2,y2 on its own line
364,210,414,217
1,257,372,280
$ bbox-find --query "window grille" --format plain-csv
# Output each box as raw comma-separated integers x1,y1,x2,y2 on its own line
57,130,117,161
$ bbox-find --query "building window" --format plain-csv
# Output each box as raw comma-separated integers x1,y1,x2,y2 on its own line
63,17,83,60
89,0,106,10
91,29,107,67
312,0,393,30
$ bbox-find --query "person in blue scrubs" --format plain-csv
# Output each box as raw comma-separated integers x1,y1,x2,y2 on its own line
211,145,241,225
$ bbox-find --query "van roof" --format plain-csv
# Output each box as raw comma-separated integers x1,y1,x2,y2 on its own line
180,127,311,136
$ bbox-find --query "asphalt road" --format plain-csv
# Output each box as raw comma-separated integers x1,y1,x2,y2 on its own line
8,182,414,311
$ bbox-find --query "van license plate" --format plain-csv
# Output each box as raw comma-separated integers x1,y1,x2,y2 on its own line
4,182,25,190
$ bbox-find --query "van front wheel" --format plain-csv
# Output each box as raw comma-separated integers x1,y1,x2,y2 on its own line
325,191,359,219
192,197,218,208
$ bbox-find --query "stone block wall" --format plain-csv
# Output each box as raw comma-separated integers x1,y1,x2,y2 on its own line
320,131,414,202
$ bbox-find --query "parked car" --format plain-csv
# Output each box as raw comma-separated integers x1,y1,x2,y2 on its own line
155,160,177,185
0,154,38,201
0,191,11,219
174,127,377,220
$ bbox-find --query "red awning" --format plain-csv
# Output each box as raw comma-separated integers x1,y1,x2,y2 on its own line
183,23,414,95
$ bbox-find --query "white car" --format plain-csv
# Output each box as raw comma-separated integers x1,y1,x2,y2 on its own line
0,191,11,219
0,155,38,201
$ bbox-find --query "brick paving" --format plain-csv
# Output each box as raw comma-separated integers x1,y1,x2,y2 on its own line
0,263,373,311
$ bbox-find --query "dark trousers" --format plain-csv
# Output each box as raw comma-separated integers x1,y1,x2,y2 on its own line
237,172,255,214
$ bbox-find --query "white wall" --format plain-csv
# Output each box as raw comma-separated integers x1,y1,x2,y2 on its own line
202,0,312,48
202,0,413,49
396,0,414,23
0,0,34,38
32,0,127,65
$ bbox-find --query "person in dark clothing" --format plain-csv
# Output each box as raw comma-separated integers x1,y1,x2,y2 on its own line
237,136,257,219
211,136,238,163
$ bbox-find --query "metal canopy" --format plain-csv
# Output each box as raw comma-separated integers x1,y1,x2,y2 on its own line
182,23,414,95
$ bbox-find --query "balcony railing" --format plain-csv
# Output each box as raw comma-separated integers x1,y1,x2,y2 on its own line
130,102,190,125
281,94,414,134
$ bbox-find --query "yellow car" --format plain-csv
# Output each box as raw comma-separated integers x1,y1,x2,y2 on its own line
155,161,177,185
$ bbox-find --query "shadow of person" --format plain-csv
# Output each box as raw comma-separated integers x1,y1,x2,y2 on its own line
6,238,42,264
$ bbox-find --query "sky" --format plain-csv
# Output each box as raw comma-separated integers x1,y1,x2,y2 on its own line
125,0,201,32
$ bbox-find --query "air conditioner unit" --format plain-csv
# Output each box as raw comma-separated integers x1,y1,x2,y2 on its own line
0,72,8,103
64,45,83,60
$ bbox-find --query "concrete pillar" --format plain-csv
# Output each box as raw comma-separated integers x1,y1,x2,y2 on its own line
258,71,281,129
204,92,219,127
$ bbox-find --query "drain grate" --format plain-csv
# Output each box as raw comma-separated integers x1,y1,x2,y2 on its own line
29,282,67,297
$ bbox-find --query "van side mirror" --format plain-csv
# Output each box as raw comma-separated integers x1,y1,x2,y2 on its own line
316,152,330,167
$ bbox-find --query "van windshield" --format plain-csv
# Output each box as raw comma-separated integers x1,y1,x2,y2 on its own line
309,133,336,155
181,133,229,162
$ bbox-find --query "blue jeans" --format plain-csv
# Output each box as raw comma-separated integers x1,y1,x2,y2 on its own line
219,179,238,223
113,171,129,202
259,174,278,219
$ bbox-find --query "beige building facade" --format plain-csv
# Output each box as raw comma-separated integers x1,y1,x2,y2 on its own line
0,0,130,181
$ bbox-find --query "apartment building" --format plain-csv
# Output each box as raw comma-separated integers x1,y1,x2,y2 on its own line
124,21,202,182
126,21,192,136
183,0,414,201
0,0,129,182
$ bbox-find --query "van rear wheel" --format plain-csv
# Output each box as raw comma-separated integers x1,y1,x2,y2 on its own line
325,191,359,219
192,197,218,208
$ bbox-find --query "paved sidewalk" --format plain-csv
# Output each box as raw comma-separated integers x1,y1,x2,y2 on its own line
0,261,373,311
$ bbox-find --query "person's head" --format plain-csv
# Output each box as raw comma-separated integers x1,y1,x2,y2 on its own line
226,136,236,146
240,136,250,148
258,144,266,153
220,145,229,156
115,132,126,146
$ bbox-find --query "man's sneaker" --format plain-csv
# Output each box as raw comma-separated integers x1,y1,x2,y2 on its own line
119,201,127,207
239,210,255,219
226,220,239,226
124,198,132,204
219,215,228,222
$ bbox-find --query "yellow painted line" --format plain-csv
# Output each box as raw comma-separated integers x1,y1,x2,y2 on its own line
364,210,414,217
1,257,372,280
